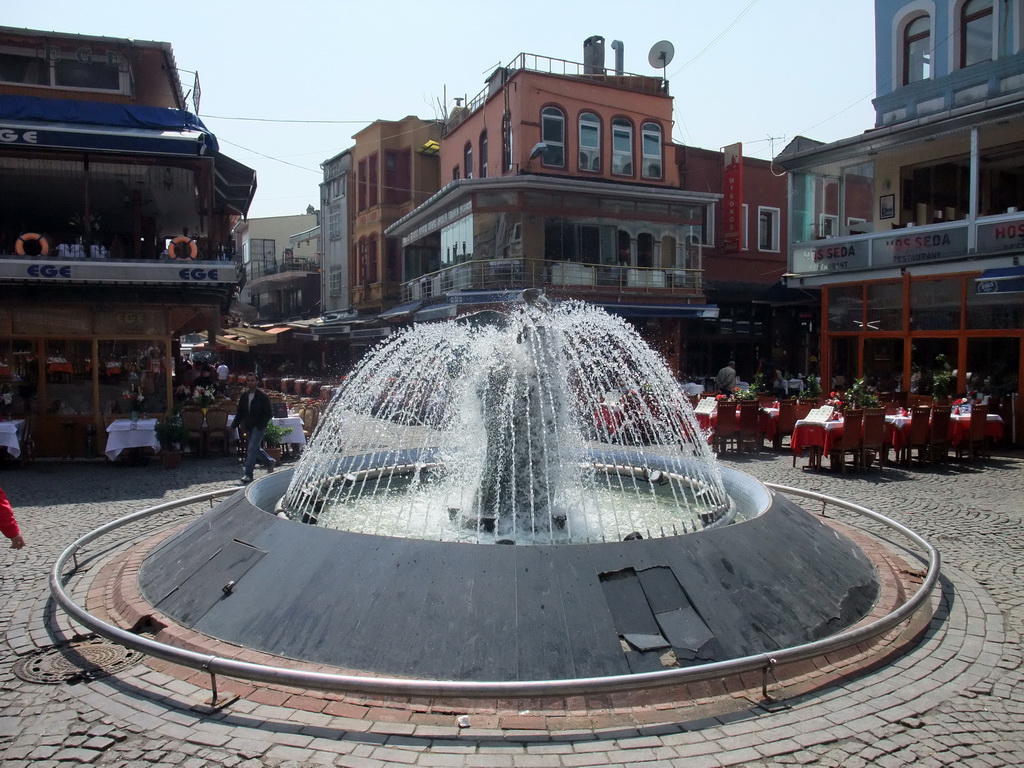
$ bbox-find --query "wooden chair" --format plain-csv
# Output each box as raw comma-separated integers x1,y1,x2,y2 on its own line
301,407,320,443
828,409,863,473
204,407,232,456
860,408,887,471
180,407,206,456
956,405,989,462
712,402,738,455
901,406,931,466
19,414,36,466
773,399,797,449
737,401,761,452
927,405,952,463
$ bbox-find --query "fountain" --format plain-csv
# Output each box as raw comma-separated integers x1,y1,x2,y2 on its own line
137,293,881,682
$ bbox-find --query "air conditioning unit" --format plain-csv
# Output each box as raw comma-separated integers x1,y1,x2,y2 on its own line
579,149,600,171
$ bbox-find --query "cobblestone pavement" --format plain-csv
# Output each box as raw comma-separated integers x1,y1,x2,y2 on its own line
1,447,1023,767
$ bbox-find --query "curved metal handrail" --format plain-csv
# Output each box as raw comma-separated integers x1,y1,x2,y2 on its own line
50,484,940,700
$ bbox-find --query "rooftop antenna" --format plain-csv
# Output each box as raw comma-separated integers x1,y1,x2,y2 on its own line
648,40,675,79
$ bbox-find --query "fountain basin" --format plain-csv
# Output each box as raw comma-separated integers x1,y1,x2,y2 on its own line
138,462,879,682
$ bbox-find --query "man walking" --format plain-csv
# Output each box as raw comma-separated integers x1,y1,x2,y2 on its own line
232,373,276,484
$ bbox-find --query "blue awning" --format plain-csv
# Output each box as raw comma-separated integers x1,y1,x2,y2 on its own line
0,118,212,157
976,266,1024,294
600,303,720,319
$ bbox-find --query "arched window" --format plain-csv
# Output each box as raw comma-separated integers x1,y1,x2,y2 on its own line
464,142,473,179
961,0,994,67
479,131,488,178
641,122,663,179
578,112,601,171
540,106,565,167
611,118,633,176
903,15,931,84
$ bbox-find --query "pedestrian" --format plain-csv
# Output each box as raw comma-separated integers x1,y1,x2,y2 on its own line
715,360,737,395
216,360,229,384
1,487,26,550
231,373,277,484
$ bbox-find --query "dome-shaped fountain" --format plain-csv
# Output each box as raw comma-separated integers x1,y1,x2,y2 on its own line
138,294,880,682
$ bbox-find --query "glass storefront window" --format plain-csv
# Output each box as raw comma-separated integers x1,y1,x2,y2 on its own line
863,338,904,392
966,287,1024,329
0,339,37,415
966,338,1019,397
910,338,958,395
910,278,962,330
45,340,92,415
98,340,168,416
866,282,904,331
827,285,863,331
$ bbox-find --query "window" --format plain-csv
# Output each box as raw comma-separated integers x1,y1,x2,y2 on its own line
741,203,749,250
368,152,379,207
329,264,344,297
384,149,411,205
961,0,994,68
758,207,780,251
611,118,633,175
357,159,368,211
903,15,931,84
328,203,342,240
540,107,565,167
641,122,663,179
0,47,128,93
479,131,488,178
503,112,514,172
464,142,473,179
578,112,601,171
452,165,460,181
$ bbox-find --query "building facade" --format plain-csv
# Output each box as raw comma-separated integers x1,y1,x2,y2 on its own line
319,150,353,314
779,0,1024,437
0,26,255,457
235,212,319,321
386,41,719,374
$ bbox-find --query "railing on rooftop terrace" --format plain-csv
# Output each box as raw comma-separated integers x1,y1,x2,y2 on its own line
399,257,702,302
444,53,666,134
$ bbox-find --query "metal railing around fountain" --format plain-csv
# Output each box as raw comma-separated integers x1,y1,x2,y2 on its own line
50,484,940,704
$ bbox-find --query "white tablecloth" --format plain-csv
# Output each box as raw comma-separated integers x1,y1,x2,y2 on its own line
273,416,306,445
105,418,160,460
0,419,25,458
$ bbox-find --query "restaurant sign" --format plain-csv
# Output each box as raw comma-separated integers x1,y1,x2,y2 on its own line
791,225,968,274
976,219,1024,253
0,259,238,285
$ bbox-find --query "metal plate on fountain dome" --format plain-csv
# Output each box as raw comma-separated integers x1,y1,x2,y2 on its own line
138,471,881,682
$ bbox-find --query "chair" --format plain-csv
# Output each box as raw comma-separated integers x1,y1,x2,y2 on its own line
19,415,36,466
828,409,863,473
773,399,797,450
956,405,989,462
301,407,320,443
737,401,761,453
860,408,887,471
204,408,232,456
901,407,931,466
180,407,206,456
927,405,951,463
712,402,738,455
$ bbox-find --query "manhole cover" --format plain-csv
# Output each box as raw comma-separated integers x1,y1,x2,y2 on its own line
12,634,143,684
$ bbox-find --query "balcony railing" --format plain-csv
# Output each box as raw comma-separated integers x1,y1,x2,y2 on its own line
399,258,702,303
790,210,1024,278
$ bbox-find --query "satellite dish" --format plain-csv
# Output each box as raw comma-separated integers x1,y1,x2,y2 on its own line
648,40,675,71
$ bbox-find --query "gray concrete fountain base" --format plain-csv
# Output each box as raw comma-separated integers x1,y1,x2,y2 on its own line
139,466,879,682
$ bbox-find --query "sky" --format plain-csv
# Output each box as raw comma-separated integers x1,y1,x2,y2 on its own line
6,1,879,219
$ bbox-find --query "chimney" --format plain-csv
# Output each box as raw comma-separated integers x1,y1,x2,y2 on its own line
583,36,605,75
611,40,624,75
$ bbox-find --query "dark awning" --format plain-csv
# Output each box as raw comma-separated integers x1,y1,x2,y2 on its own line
379,300,424,320
600,303,719,319
214,152,257,217
976,266,1024,294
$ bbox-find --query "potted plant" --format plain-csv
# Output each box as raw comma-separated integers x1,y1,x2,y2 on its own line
262,421,293,462
154,418,190,468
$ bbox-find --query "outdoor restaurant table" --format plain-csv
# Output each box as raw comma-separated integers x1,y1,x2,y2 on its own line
0,419,26,458
273,415,307,446
105,418,160,460
881,410,1003,450
696,403,777,443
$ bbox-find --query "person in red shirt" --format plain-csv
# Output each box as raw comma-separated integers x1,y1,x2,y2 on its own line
1,487,26,550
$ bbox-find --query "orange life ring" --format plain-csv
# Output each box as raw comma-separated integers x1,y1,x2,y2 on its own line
15,232,50,257
168,236,198,260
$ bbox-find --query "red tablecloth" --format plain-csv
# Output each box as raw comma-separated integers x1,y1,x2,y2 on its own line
696,407,775,441
794,413,1004,459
